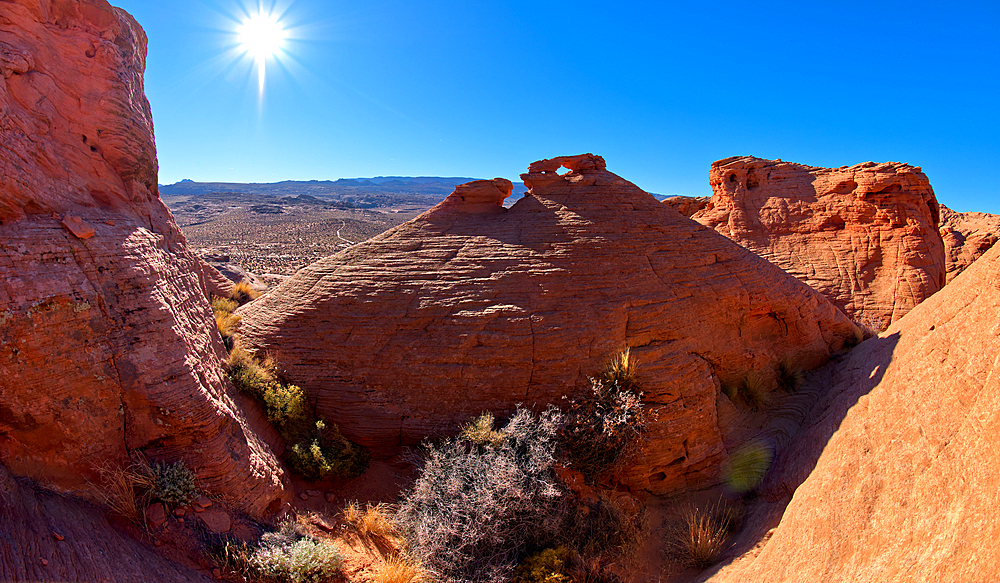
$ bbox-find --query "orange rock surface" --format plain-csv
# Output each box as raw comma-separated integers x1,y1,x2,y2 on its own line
939,203,1000,283
238,154,859,494
708,243,1000,582
692,156,946,326
0,0,288,517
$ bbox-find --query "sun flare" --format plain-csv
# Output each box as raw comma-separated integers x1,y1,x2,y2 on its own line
237,11,287,95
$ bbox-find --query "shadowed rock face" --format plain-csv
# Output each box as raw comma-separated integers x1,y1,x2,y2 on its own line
939,204,1000,283
238,154,859,494
0,0,288,517
693,156,946,327
707,243,1000,583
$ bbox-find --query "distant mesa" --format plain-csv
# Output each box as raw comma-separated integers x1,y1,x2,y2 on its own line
688,156,945,326
237,153,859,494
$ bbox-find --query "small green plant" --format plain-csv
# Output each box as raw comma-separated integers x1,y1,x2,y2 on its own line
460,411,506,448
513,547,573,583
226,344,369,480
668,501,741,568
150,460,199,506
230,280,260,306
287,420,370,480
559,348,649,483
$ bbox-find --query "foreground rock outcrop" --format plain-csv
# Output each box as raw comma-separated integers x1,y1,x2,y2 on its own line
692,157,946,326
939,204,1000,283
0,0,288,517
238,154,859,494
707,243,1000,582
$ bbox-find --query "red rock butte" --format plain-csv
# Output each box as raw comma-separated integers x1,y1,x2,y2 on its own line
0,0,287,520
238,153,860,494
691,156,946,327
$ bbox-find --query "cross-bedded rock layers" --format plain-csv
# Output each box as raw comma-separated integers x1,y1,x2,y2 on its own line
238,154,860,494
707,233,1000,583
692,157,946,327
0,0,288,518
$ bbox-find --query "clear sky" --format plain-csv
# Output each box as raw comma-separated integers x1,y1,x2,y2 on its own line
113,0,999,214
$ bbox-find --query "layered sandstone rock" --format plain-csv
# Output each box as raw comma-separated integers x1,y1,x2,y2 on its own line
0,463,213,582
692,157,945,326
939,204,1000,283
238,154,859,494
661,195,709,217
0,0,288,517
707,242,1000,582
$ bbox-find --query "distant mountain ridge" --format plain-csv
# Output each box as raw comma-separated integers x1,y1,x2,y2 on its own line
160,177,531,199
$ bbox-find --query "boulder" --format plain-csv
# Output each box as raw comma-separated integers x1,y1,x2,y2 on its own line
0,0,289,517
692,157,946,327
661,195,709,217
238,154,859,494
707,243,1000,582
939,204,1000,283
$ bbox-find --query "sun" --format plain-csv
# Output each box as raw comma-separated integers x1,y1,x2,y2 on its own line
237,10,287,95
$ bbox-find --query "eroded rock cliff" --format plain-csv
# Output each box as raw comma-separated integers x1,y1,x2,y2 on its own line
692,156,945,326
238,154,859,494
939,204,1000,283
707,241,1000,583
0,0,288,517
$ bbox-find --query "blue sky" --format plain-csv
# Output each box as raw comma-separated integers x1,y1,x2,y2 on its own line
113,0,999,213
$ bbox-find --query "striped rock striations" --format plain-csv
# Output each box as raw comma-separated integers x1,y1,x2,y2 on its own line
692,157,946,326
939,204,1000,283
0,0,288,518
238,154,859,494
707,240,1000,582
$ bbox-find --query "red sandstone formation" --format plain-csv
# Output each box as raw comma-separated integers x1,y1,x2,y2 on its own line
692,156,945,326
708,241,1000,582
939,204,1000,283
661,195,709,217
0,0,288,517
237,154,859,494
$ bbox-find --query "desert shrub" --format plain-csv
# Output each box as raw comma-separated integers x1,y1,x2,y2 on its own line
776,358,805,393
252,537,343,583
225,345,369,480
558,349,648,483
230,280,260,305
667,500,742,568
93,461,155,525
460,411,506,449
150,460,199,506
286,420,369,480
512,547,572,583
215,311,242,349
396,406,566,583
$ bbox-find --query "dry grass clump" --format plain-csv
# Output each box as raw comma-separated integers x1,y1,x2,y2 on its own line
559,348,649,484
230,280,261,305
226,344,368,480
732,371,772,411
212,295,242,349
776,357,805,393
667,501,742,568
94,461,155,525
372,554,432,583
341,501,397,540
212,295,239,314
